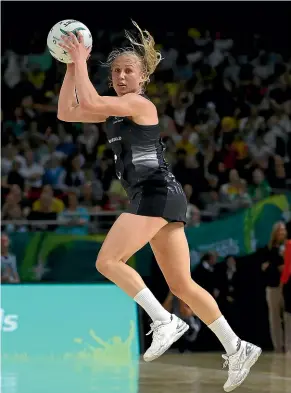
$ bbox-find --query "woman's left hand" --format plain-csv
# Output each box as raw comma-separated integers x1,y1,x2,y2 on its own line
59,32,91,64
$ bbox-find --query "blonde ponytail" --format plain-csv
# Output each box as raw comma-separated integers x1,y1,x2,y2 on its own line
104,20,162,85
124,20,162,78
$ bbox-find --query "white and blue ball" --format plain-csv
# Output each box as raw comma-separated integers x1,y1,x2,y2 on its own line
47,19,92,64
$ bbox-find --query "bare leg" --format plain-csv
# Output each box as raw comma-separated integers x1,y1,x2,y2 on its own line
96,212,167,298
151,222,262,392
96,213,190,362
150,222,221,325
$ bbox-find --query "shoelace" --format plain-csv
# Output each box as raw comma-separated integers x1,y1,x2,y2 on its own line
222,354,243,372
222,354,229,369
146,322,164,340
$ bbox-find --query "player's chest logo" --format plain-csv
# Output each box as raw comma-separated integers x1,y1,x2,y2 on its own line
112,117,123,124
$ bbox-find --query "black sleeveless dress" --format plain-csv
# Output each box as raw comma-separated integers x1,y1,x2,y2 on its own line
105,101,187,224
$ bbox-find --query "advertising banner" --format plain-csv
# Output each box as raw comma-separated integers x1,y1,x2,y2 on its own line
1,285,140,393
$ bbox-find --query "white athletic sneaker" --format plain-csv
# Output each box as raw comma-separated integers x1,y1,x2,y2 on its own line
143,314,189,362
222,340,262,392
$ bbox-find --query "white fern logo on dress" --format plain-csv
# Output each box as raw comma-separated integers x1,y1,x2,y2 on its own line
113,117,123,124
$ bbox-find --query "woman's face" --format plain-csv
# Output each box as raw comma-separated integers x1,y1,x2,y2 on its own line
111,54,144,96
276,224,287,242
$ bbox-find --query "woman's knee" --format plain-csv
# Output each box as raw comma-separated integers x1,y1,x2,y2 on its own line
96,257,112,277
168,276,194,299
95,255,126,277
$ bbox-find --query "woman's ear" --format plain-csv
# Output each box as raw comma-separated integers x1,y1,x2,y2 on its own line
140,71,148,85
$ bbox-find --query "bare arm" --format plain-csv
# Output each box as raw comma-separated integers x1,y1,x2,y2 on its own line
57,64,78,115
57,64,107,123
74,60,156,120
59,32,156,121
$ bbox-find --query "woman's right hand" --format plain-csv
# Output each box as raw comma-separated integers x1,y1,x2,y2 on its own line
66,46,90,72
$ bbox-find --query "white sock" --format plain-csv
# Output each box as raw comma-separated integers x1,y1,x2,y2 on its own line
134,288,172,323
208,316,241,356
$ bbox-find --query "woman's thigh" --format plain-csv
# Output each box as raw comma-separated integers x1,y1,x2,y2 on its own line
97,213,168,263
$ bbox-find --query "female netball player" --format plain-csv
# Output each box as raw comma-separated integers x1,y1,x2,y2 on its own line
57,21,261,391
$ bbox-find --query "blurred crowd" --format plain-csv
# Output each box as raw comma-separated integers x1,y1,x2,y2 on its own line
1,27,291,233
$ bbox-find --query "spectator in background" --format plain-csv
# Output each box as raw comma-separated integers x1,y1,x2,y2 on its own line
192,252,218,297
43,156,65,189
39,134,66,168
197,141,228,187
6,160,25,190
27,65,46,91
2,192,24,219
1,145,25,177
95,156,116,193
107,179,129,211
2,49,27,89
58,154,86,193
248,132,273,163
261,221,287,353
175,126,197,156
253,52,274,81
19,149,44,189
156,100,178,140
54,124,76,157
28,186,59,231
184,184,201,227
2,184,31,218
79,183,103,212
236,181,253,208
168,89,194,132
239,106,264,135
4,106,28,138
77,123,100,163
1,233,20,283
249,168,271,202
1,192,27,233
215,256,240,330
57,191,89,235
268,155,287,189
231,133,249,170
32,185,64,214
220,169,244,203
172,148,188,186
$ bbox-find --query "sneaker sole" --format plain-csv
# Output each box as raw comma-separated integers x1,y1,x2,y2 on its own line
224,346,262,392
143,323,189,362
